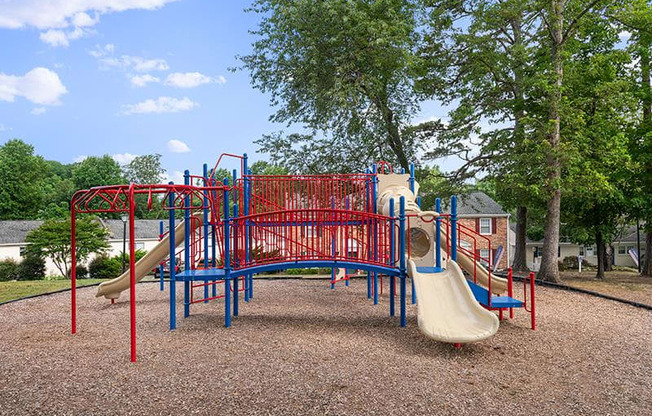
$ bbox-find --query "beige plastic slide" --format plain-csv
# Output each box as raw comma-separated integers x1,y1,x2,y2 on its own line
408,259,499,343
96,215,202,300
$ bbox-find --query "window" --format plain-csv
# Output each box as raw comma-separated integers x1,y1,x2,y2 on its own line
479,249,490,266
618,245,626,255
305,226,321,238
479,218,492,235
579,246,585,256
19,246,27,257
534,246,542,258
586,246,594,256
627,246,635,253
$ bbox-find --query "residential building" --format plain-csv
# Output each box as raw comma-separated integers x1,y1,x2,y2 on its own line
443,192,511,270
0,219,164,276
524,224,645,271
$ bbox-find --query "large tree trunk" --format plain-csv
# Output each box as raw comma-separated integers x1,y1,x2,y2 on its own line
512,206,529,272
595,230,605,279
644,231,652,277
538,3,564,283
604,244,613,272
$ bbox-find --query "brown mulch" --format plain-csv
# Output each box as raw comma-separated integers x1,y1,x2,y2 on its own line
0,279,651,415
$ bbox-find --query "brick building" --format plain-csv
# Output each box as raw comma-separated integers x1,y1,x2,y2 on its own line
444,192,511,270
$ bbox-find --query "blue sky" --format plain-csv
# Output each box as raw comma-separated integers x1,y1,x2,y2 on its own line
0,0,449,181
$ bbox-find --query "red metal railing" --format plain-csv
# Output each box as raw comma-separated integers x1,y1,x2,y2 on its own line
244,174,374,215
231,209,394,270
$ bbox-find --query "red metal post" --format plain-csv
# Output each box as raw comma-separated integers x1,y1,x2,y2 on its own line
129,185,137,362
508,267,514,319
71,205,77,334
530,271,536,330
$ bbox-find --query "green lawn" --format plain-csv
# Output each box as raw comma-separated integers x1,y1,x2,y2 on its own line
0,279,107,304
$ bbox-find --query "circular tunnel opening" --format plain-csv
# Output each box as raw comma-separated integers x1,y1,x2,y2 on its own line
409,227,431,258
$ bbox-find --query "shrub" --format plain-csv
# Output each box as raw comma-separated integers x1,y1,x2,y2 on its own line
113,249,147,265
0,259,20,282
559,256,592,271
75,265,89,279
17,253,45,280
88,255,122,279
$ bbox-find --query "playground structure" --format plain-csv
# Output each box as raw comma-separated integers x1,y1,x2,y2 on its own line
70,154,535,362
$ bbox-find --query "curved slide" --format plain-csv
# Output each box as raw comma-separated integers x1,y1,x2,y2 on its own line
437,236,508,295
96,215,202,300
408,259,499,343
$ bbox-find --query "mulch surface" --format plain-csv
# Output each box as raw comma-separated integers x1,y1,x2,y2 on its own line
1,279,650,415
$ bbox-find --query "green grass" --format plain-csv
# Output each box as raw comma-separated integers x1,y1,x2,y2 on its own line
0,279,108,304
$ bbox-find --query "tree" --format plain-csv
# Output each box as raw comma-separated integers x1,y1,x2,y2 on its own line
240,0,441,172
249,160,289,175
530,0,611,282
124,154,166,184
25,218,110,278
72,155,124,190
0,139,48,219
418,0,545,272
560,39,634,278
611,0,652,276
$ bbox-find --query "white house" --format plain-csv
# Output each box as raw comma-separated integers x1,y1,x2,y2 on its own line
0,219,165,276
520,224,645,271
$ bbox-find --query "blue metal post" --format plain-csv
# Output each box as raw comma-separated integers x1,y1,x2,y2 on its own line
202,164,209,303
389,198,395,317
168,183,177,330
435,198,442,269
183,170,191,318
451,195,458,262
243,154,250,303
365,168,371,299
159,221,165,291
409,163,415,194
233,204,239,317
247,168,254,299
399,196,407,327
372,163,378,305
223,178,231,327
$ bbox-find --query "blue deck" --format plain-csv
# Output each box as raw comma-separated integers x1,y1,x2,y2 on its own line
176,268,226,281
466,280,523,308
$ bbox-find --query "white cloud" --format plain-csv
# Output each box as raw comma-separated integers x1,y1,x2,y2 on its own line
91,45,169,73
130,74,160,87
0,67,68,105
73,155,88,163
40,26,88,47
89,43,114,57
40,30,69,47
166,170,185,184
167,139,190,153
122,96,199,115
31,107,47,115
72,12,98,28
0,124,10,132
112,153,138,165
0,0,180,47
164,72,226,88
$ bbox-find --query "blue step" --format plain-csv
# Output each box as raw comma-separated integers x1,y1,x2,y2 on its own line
175,268,226,281
466,280,523,308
